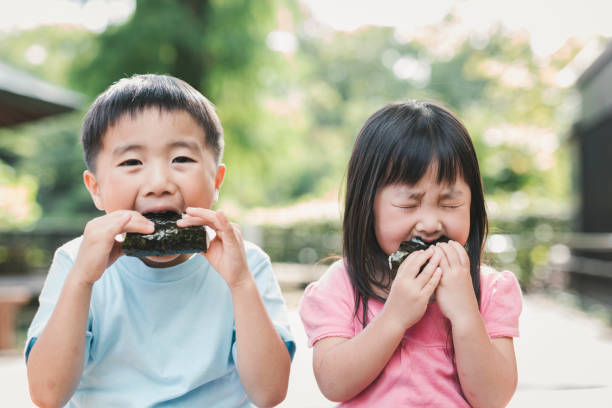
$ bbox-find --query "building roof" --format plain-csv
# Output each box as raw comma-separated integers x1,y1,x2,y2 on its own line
576,42,612,89
0,60,84,127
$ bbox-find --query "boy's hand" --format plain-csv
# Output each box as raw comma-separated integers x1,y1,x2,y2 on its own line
74,211,155,285
434,241,479,324
383,246,442,331
178,207,250,289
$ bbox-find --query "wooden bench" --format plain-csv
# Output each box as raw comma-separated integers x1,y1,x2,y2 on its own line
0,276,45,350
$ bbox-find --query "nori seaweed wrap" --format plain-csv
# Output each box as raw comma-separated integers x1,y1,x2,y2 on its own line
388,236,450,277
122,212,209,257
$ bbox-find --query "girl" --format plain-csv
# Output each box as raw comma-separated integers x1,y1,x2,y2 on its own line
299,101,522,407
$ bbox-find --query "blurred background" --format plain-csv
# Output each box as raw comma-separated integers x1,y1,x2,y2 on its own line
1,0,612,406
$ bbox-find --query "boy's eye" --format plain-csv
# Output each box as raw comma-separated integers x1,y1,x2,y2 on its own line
173,156,196,163
119,159,142,167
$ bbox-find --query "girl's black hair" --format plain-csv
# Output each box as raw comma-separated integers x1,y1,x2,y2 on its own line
343,100,488,326
81,74,224,172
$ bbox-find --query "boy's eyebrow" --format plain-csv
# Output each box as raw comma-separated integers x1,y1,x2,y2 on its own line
112,144,144,157
169,140,201,151
112,141,201,157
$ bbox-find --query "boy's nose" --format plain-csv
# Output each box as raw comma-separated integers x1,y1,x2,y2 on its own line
144,165,177,196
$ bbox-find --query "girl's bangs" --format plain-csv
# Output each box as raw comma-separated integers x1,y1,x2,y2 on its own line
380,129,463,188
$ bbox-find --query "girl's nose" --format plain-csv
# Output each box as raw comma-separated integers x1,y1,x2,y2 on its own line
144,164,177,196
415,210,442,235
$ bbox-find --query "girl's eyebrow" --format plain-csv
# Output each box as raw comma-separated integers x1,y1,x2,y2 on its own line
440,189,464,199
395,188,464,199
396,189,424,199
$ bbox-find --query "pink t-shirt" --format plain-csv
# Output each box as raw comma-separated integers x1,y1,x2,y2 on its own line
299,260,522,407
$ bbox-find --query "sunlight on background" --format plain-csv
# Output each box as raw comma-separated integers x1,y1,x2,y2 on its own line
302,0,612,56
0,0,135,33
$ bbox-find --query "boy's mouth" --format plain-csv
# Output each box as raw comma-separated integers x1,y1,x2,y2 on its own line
122,211,209,258
139,206,182,216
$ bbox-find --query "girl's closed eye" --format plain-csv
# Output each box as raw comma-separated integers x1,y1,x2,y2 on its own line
440,202,463,209
392,203,419,209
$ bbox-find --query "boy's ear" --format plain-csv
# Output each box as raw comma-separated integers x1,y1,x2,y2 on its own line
213,164,226,202
83,170,104,211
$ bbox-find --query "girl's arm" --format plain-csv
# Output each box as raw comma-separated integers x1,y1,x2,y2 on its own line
313,248,442,402
452,316,517,408
436,241,518,408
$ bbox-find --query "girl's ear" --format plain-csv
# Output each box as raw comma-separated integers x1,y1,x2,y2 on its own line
83,170,104,210
213,164,226,203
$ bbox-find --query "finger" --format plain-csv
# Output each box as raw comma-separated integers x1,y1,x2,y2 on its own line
180,207,223,230
438,248,451,274
123,213,155,234
398,246,434,279
423,267,443,297
113,212,133,233
449,240,469,266
215,210,234,233
437,242,460,268
177,213,208,228
415,246,442,288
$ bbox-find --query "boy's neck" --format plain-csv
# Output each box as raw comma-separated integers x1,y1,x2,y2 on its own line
138,253,193,268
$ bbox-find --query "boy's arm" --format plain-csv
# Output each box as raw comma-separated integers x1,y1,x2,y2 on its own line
27,272,93,408
27,211,153,408
179,208,291,407
231,277,291,408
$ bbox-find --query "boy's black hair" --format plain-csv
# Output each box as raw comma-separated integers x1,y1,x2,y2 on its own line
343,100,488,326
81,74,224,172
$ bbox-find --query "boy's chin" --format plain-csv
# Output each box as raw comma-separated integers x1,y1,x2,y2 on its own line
140,253,191,268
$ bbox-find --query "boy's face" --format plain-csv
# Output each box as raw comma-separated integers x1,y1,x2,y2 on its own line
84,107,225,266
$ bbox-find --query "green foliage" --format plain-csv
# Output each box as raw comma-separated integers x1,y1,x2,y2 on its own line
0,0,588,270
0,25,94,88
0,113,95,229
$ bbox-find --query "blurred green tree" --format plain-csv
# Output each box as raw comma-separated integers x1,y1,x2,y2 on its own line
0,2,587,229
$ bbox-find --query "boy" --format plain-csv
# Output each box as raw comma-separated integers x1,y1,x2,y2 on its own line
25,74,294,407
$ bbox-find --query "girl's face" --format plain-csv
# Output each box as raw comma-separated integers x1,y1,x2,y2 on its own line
373,164,471,255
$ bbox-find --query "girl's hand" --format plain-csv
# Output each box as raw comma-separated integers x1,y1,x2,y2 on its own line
434,241,479,324
74,210,155,285
383,246,443,331
178,207,251,289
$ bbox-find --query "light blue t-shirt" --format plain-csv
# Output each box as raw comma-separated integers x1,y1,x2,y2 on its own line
26,236,295,407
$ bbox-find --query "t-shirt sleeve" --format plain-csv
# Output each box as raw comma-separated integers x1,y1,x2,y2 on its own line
298,261,355,347
24,243,94,362
480,269,522,338
232,243,296,363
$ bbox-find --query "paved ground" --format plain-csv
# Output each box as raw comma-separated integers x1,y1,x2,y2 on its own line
3,292,612,407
